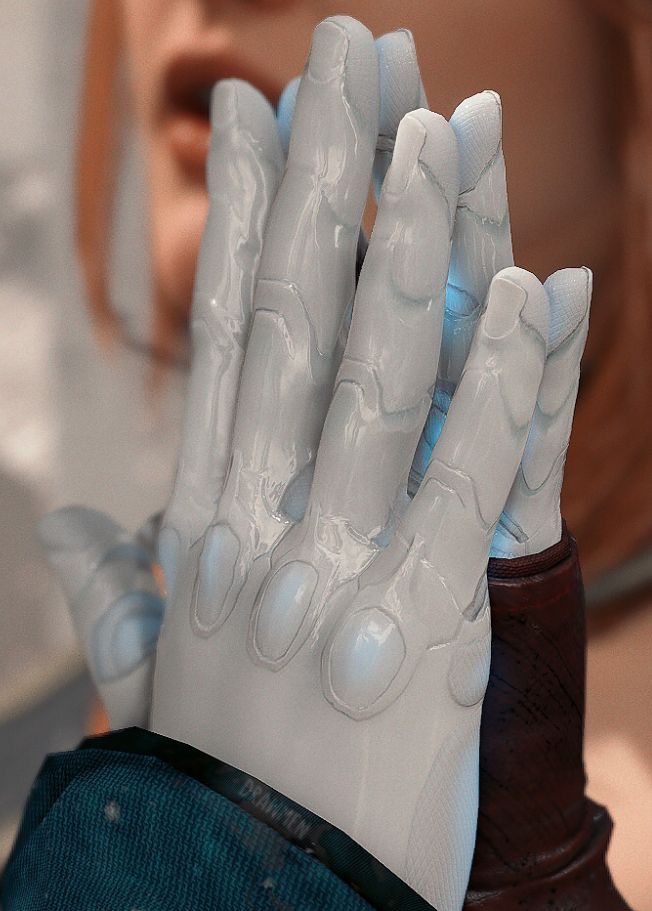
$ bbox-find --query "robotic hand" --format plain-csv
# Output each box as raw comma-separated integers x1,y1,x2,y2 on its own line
39,23,429,731
39,17,591,911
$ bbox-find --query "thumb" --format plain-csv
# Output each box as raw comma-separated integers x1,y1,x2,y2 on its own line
38,506,164,729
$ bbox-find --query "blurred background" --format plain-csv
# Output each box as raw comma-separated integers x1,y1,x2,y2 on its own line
0,0,184,864
0,0,650,907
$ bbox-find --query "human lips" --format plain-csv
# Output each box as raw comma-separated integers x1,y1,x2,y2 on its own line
162,50,285,177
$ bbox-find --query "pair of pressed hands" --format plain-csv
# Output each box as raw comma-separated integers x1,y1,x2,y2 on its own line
39,17,591,911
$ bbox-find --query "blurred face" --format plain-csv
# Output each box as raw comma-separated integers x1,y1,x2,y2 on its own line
120,0,620,321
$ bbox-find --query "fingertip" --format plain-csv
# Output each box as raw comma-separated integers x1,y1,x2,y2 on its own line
376,26,416,55
212,77,273,119
486,267,548,344
390,109,459,211
208,79,284,189
308,18,349,80
450,90,503,193
322,14,374,46
310,16,378,124
210,79,239,128
211,78,279,143
544,265,593,304
544,267,592,351
376,29,423,139
410,108,458,179
493,265,539,285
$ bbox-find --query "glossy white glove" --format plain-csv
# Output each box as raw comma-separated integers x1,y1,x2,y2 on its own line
39,24,589,729
38,24,427,730
39,17,591,911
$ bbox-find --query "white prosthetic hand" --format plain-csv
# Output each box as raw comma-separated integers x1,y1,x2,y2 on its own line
38,24,429,730
38,17,592,911
39,26,590,729
149,17,549,905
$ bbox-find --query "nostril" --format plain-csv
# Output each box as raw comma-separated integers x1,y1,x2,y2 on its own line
252,561,318,664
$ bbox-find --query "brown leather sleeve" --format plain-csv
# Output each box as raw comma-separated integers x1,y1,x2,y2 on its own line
464,525,632,911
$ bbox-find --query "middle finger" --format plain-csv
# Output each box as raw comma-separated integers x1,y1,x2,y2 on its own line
192,17,379,634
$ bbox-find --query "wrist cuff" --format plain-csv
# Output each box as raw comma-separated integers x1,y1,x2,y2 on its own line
467,524,631,911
